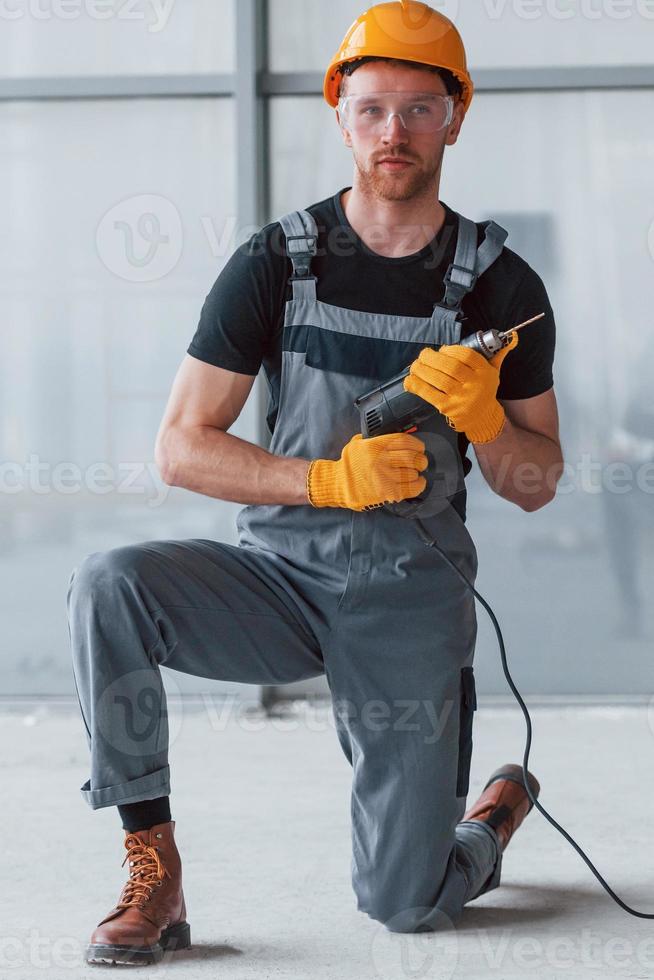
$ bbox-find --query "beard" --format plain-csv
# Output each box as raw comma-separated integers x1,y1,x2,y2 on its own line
353,144,445,202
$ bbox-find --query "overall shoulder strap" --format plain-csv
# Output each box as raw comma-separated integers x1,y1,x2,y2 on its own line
278,209,319,302
476,219,509,277
440,214,480,310
431,214,508,344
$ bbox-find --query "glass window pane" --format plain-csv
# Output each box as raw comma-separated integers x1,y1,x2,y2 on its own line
0,96,252,693
269,0,654,71
270,97,351,215
269,89,654,692
1,0,235,77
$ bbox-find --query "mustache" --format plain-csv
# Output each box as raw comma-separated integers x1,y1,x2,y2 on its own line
374,153,419,163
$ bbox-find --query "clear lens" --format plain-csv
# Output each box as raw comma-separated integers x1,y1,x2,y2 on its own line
338,92,454,136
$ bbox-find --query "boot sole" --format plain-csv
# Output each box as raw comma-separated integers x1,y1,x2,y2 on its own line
86,920,191,965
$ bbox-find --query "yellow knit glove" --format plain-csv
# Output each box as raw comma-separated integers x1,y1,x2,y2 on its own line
402,332,519,445
307,432,429,511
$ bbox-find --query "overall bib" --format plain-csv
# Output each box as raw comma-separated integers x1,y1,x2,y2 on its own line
67,203,507,934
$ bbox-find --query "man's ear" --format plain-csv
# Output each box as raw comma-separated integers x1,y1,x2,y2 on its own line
444,99,466,147
336,110,352,148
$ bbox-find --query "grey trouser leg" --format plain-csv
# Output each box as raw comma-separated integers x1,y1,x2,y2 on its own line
319,512,503,933
66,539,324,810
324,630,502,933
66,532,501,931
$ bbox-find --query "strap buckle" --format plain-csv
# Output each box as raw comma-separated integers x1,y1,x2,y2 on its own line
435,261,478,311
286,233,318,281
444,261,477,291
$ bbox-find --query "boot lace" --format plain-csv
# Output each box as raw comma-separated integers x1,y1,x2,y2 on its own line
117,834,172,909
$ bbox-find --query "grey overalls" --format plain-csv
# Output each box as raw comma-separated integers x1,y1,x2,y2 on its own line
67,202,507,934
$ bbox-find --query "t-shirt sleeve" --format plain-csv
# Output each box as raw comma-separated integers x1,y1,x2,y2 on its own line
496,266,556,400
186,224,285,376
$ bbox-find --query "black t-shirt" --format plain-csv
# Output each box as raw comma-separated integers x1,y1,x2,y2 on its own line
188,186,556,474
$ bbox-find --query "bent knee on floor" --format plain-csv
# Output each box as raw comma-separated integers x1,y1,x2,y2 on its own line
363,900,457,934
356,858,456,934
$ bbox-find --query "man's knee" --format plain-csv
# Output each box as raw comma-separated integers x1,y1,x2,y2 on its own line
354,850,456,933
362,899,455,934
68,545,150,606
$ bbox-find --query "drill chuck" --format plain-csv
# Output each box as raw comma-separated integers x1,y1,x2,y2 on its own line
459,328,507,359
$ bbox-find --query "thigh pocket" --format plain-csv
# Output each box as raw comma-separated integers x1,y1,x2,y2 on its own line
456,666,477,797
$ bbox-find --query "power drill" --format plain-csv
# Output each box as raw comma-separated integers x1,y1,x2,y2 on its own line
354,313,544,518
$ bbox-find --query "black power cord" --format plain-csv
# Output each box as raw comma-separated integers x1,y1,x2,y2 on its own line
414,516,654,919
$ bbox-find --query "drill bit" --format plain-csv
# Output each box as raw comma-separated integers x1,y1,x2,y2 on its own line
498,311,545,341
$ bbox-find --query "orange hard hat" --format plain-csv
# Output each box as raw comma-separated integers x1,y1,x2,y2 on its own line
323,0,474,113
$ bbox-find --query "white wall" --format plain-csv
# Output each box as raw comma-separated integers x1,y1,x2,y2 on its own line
1,0,653,695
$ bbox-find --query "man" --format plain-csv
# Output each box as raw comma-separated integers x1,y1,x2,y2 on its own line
67,0,564,965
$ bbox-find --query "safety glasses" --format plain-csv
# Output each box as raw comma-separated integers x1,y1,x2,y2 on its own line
337,91,455,136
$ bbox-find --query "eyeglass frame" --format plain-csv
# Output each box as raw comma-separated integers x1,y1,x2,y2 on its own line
336,91,456,136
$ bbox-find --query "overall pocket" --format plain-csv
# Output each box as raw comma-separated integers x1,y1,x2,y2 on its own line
456,665,478,797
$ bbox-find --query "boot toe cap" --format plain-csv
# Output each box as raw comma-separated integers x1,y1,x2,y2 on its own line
90,913,158,949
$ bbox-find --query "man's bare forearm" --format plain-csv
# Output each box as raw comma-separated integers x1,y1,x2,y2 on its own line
157,426,312,505
472,415,564,511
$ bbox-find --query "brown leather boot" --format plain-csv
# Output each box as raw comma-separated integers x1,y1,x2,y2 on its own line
86,820,191,966
461,763,541,853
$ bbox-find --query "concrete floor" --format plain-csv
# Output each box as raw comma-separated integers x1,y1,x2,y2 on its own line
3,695,654,980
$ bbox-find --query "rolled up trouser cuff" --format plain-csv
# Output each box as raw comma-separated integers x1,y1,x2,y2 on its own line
457,819,503,898
80,765,171,810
